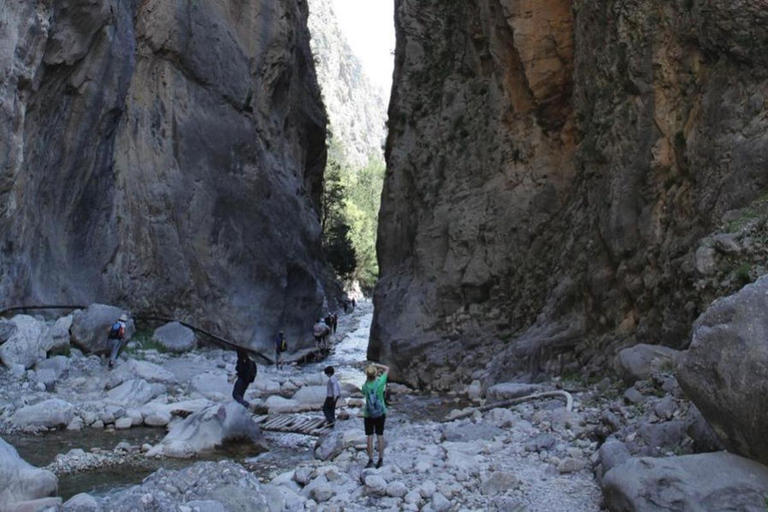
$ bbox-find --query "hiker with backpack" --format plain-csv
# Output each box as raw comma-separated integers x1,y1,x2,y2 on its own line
362,362,390,468
274,330,286,370
323,366,341,426
313,319,330,349
107,314,128,369
233,348,257,408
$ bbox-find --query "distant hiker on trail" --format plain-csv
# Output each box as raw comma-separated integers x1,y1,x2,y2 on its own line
362,362,390,468
107,314,128,369
274,330,286,370
323,366,341,426
233,348,257,408
330,312,338,334
313,319,330,349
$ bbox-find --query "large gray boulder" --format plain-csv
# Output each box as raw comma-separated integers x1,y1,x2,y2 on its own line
603,452,768,511
47,314,73,355
614,344,681,385
291,385,326,405
189,372,232,401
62,493,99,512
11,399,74,428
0,437,58,508
34,355,70,381
106,379,163,408
152,322,196,353
0,315,50,369
71,305,134,355
678,276,768,465
147,402,264,458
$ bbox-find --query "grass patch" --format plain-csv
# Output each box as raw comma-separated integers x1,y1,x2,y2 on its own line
123,327,167,355
726,193,768,233
734,262,752,286
48,344,71,357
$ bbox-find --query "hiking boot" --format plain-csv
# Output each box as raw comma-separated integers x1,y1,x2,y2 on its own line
376,459,383,469
365,460,375,469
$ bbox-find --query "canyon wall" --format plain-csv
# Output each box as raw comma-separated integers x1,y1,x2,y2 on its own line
307,0,387,168
372,0,768,388
0,0,330,351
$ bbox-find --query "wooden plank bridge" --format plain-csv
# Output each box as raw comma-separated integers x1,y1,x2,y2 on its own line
255,414,333,437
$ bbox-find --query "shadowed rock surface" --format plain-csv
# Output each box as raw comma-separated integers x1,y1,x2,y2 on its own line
603,452,768,512
678,275,768,466
372,0,768,388
0,0,330,353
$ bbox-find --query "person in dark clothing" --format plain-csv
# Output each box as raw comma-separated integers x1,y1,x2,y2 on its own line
107,314,128,369
274,331,286,370
323,366,341,426
330,313,338,334
233,348,257,408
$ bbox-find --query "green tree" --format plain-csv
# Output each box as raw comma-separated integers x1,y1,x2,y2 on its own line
321,137,384,292
324,223,357,280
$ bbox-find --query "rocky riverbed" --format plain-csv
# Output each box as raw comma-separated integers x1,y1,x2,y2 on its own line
2,301,767,511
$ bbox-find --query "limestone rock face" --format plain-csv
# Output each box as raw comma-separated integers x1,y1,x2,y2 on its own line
307,0,387,167
678,276,768,466
0,0,329,353
373,0,768,387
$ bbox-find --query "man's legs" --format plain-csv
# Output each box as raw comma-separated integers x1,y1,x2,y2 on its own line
323,397,335,424
232,377,249,407
366,435,374,465
108,338,122,368
377,434,385,466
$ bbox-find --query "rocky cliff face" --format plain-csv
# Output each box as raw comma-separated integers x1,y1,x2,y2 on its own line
0,0,329,351
372,0,768,388
307,0,387,167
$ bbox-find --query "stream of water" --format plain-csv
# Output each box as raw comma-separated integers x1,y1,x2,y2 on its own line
8,302,460,501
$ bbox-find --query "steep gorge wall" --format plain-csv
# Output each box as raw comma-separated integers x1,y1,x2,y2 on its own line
0,0,329,351
372,0,768,388
307,0,387,168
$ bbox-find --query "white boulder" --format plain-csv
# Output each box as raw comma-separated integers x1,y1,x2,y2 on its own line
11,399,74,428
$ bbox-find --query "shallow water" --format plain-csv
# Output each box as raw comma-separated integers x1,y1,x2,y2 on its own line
7,426,313,500
6,302,457,500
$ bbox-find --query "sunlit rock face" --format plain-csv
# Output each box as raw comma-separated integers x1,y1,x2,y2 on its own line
0,0,329,351
373,0,768,388
307,0,388,167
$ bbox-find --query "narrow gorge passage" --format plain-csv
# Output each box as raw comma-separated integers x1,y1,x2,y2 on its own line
1,302,614,511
